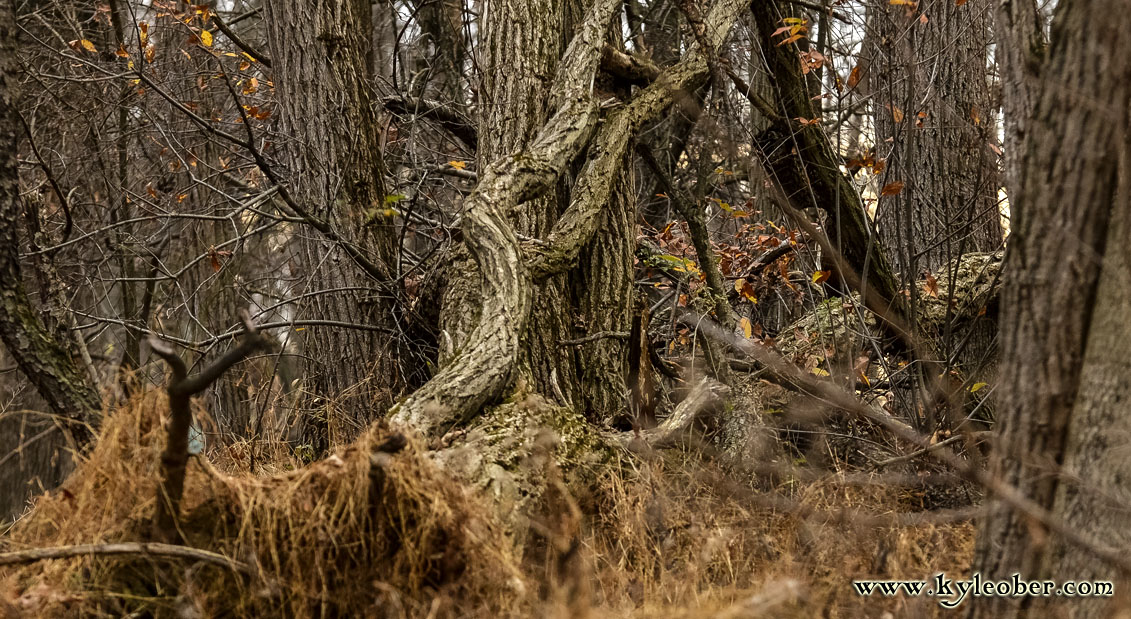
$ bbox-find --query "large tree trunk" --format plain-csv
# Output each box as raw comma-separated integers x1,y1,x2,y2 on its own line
264,0,401,443
394,0,745,437
867,0,1004,428
749,1,903,314
0,0,102,516
441,0,633,422
969,1,1131,617
869,0,1002,277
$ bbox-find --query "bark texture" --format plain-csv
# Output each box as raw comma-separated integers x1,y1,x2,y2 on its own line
870,0,1002,276
264,0,399,436
993,0,1045,204
0,0,101,448
392,0,622,437
969,2,1131,617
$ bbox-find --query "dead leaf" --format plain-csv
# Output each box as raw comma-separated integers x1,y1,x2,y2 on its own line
880,181,905,196
924,273,939,297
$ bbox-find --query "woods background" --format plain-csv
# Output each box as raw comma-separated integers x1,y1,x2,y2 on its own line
2,0,1130,617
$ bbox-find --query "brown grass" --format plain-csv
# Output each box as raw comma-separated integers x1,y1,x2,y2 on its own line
1,391,975,618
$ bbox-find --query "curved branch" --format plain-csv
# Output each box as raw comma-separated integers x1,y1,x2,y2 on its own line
149,309,271,541
527,0,746,279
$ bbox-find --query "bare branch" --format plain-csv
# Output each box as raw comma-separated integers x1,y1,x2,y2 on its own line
0,542,252,574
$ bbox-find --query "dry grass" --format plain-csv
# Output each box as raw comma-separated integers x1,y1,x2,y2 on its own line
1,391,975,618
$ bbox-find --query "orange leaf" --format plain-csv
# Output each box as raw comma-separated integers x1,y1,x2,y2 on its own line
734,278,757,303
924,273,939,298
847,65,862,89
881,181,905,196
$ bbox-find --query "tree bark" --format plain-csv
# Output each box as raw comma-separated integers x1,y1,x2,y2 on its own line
264,0,401,440
0,0,101,449
442,0,634,422
749,1,903,312
869,0,1002,276
969,1,1131,617
392,0,623,437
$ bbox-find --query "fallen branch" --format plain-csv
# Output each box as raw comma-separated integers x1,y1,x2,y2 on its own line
0,542,251,573
619,376,729,448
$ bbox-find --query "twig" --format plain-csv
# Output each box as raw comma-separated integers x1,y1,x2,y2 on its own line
559,331,629,346
210,14,272,67
0,542,251,573
875,432,989,468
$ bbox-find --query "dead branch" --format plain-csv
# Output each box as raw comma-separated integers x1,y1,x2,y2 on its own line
148,309,271,542
618,376,729,449
0,542,251,573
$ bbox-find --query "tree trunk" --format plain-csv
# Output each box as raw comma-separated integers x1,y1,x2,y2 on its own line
969,1,1131,617
870,0,1002,277
867,0,1003,428
442,0,633,422
0,0,103,518
395,0,745,437
264,0,400,443
749,1,903,313
0,0,101,449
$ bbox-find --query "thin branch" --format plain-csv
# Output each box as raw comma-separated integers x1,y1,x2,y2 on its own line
0,542,251,573
210,14,272,67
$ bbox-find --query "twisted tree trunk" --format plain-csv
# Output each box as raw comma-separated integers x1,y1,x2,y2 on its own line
0,0,101,449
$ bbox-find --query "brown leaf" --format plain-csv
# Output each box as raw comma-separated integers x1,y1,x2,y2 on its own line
880,181,905,196
847,65,863,89
925,273,939,297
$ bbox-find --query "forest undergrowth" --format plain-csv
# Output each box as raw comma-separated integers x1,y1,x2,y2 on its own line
1,390,973,618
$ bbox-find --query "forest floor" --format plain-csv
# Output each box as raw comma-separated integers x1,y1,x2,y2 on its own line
1,390,975,618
